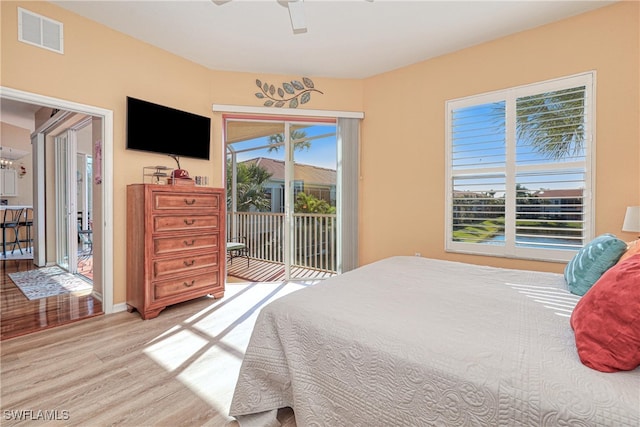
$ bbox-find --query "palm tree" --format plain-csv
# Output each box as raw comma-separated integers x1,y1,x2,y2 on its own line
226,160,272,212
516,86,585,160
267,129,310,153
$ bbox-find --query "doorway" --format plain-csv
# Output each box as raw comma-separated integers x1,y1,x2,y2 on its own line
0,86,114,339
225,117,339,281
53,123,93,278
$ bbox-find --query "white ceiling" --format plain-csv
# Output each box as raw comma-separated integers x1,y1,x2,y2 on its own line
51,0,616,80
0,0,617,127
1,98,42,132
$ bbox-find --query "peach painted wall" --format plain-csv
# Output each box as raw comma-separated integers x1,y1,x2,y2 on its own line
1,1,638,305
360,1,639,273
0,1,362,304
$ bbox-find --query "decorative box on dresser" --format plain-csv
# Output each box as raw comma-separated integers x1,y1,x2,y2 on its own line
126,183,225,319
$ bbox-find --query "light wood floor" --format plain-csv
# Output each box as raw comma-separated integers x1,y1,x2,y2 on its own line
1,259,102,341
1,282,303,427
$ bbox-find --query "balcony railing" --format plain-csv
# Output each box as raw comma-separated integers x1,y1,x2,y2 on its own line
227,211,337,273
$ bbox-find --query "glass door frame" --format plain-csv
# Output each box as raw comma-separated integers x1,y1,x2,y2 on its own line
54,130,78,273
283,121,293,279
224,114,338,281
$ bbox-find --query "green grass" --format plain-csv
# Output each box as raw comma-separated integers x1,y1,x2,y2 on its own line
453,219,503,243
454,217,582,242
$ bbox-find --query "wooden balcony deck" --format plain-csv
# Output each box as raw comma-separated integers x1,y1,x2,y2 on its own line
226,257,336,282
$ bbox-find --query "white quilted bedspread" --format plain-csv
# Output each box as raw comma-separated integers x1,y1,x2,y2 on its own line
230,256,640,426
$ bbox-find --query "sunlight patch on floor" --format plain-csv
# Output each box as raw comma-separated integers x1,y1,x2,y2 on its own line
142,281,310,417
144,329,209,372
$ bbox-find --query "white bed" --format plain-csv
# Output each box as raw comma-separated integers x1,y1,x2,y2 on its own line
230,256,640,426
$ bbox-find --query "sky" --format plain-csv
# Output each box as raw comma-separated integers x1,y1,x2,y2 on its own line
452,102,586,194
231,123,337,170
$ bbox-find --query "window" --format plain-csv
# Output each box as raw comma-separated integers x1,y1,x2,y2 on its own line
446,73,594,262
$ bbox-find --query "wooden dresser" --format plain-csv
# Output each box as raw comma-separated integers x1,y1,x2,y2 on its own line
126,184,225,319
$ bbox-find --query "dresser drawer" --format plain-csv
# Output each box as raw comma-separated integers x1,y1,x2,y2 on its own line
127,184,225,320
153,233,219,256
153,192,220,211
154,271,220,300
154,214,219,233
153,252,219,280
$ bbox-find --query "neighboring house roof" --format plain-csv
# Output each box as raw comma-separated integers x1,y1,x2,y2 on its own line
453,189,584,199
534,189,584,198
241,157,336,187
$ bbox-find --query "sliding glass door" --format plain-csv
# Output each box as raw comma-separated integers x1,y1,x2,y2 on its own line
291,123,337,278
226,118,338,280
54,130,78,273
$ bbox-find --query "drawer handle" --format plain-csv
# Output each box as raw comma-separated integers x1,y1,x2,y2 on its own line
183,239,196,246
183,260,195,267
183,280,196,288
184,199,196,205
184,219,196,225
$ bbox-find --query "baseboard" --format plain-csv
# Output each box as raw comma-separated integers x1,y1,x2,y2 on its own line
90,292,129,314
111,302,128,313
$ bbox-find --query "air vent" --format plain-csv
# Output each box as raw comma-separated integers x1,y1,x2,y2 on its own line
18,7,64,54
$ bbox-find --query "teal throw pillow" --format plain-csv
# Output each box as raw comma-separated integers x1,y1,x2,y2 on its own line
564,233,627,296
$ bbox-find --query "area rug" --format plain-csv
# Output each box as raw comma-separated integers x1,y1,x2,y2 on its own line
9,266,93,300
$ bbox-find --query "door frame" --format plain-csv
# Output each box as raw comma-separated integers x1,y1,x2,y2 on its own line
54,130,79,273
0,86,114,314
224,115,339,280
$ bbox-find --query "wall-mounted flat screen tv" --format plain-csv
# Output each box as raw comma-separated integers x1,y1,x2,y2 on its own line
126,96,211,160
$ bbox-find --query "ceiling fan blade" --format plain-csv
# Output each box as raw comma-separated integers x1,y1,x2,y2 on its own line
287,0,307,34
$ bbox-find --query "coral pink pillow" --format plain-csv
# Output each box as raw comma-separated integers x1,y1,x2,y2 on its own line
570,253,640,372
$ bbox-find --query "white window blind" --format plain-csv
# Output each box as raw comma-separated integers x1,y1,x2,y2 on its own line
446,73,594,262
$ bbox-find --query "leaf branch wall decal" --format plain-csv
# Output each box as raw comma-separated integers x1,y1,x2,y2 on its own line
255,77,323,108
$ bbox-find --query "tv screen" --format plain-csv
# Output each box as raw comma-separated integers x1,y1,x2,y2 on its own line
126,96,211,160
